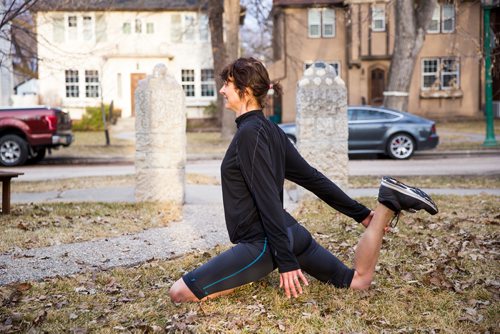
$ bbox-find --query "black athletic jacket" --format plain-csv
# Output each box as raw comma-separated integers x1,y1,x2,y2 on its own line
221,110,370,273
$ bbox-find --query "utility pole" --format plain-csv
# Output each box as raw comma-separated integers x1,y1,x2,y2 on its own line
482,0,498,147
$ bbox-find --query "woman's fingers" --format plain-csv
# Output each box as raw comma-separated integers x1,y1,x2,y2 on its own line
280,270,309,299
298,270,309,287
283,275,291,298
288,275,299,297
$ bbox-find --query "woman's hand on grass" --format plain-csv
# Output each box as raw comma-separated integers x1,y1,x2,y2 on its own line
279,269,309,299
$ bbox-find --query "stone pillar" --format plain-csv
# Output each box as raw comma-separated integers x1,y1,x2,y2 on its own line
135,64,186,204
296,62,349,197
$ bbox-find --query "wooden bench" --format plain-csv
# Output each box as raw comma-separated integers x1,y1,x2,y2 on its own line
0,171,23,214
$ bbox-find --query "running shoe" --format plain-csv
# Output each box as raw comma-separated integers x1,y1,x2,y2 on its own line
378,176,438,215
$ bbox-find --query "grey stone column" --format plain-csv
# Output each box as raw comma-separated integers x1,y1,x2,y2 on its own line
296,62,349,197
135,64,186,204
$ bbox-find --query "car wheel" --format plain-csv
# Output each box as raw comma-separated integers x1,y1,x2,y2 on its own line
28,147,46,164
387,133,415,159
0,134,29,166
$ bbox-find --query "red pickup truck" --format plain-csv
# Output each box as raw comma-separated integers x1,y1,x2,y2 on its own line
0,106,73,166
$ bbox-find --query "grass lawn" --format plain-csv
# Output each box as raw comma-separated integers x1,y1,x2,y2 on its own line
50,131,231,159
0,195,498,333
435,119,500,151
0,202,181,253
436,119,500,135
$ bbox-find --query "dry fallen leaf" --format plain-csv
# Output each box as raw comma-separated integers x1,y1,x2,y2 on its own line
16,283,32,292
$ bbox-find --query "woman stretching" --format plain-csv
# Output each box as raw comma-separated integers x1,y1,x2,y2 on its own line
169,57,438,302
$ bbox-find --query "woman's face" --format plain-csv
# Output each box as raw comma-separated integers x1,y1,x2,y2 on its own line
219,79,243,113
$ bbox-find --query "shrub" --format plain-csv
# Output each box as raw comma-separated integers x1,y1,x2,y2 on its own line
72,105,122,131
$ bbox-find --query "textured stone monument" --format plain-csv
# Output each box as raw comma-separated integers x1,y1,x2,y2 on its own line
135,64,186,204
296,62,349,196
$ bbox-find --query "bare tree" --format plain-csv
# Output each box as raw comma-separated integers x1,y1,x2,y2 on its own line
208,0,240,139
384,0,437,111
220,0,240,139
0,0,38,31
240,0,273,62
207,0,226,129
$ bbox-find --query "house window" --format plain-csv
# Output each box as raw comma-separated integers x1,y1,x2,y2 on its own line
199,14,209,41
65,69,79,98
82,16,93,41
184,14,196,41
422,58,459,90
442,4,455,33
122,22,131,34
441,58,459,89
322,9,335,37
308,8,335,38
171,14,182,42
304,61,341,77
53,16,64,43
372,7,385,32
67,15,77,40
181,69,195,97
201,69,215,97
85,70,100,98
146,22,154,34
427,4,455,33
135,19,142,33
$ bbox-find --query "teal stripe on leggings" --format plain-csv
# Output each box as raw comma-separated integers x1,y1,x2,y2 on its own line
202,238,268,293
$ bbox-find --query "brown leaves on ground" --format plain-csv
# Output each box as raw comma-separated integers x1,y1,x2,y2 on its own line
0,195,498,333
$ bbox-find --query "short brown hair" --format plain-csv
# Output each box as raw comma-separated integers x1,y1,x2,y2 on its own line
220,57,283,108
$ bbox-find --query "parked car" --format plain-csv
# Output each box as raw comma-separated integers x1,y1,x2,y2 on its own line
278,106,439,159
0,106,73,166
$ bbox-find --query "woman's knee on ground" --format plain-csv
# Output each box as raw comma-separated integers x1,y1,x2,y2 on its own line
350,271,373,290
169,278,199,303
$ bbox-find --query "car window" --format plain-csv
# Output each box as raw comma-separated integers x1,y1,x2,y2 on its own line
348,109,355,121
355,109,398,121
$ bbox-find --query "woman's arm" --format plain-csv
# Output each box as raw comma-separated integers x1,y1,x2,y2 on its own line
284,140,371,223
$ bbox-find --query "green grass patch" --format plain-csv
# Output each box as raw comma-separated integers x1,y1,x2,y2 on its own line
1,195,498,332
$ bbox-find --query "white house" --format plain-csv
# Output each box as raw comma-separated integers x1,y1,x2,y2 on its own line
33,0,216,119
0,0,14,106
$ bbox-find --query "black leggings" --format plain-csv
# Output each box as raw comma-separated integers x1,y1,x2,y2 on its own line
183,223,355,300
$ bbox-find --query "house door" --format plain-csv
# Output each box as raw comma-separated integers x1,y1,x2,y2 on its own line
370,68,385,106
130,73,146,116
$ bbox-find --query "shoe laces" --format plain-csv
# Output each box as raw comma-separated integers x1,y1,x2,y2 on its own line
390,208,417,228
389,212,400,228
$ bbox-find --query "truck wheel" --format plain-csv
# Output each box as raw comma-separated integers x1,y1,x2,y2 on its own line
28,147,46,164
0,135,29,166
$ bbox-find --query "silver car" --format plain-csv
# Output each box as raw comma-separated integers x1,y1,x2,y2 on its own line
278,106,439,159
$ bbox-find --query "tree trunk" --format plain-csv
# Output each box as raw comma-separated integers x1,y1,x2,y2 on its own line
221,0,240,139
208,0,226,129
384,0,436,112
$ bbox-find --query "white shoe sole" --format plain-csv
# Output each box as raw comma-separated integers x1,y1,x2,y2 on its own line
381,178,438,213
